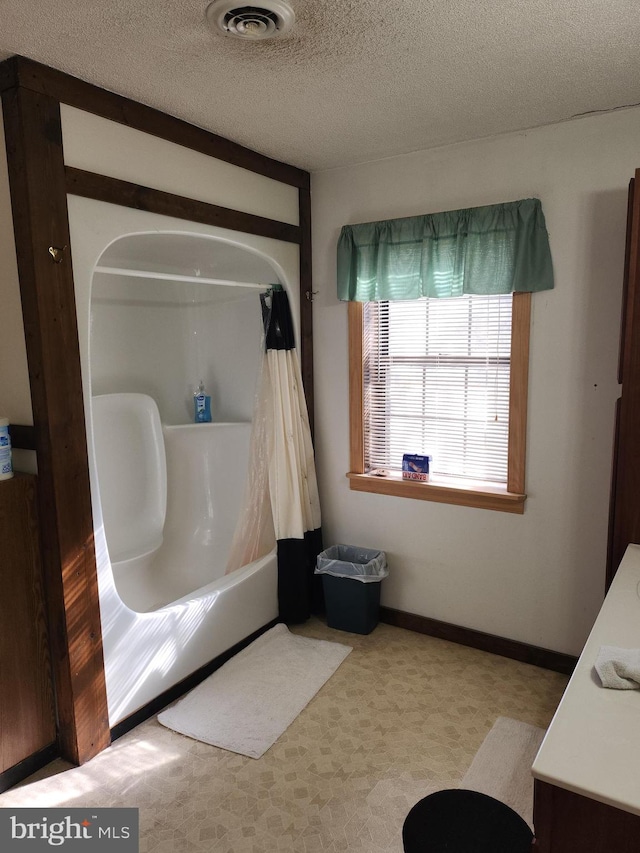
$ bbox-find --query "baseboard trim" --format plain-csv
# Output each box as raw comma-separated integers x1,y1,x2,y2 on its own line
110,618,280,742
0,742,59,794
379,607,577,675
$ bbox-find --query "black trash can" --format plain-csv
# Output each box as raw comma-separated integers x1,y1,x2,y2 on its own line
315,545,387,635
402,789,533,853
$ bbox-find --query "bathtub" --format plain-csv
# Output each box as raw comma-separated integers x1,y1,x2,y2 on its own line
67,217,295,729
91,408,278,726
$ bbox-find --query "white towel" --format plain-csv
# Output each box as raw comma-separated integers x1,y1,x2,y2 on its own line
595,645,640,689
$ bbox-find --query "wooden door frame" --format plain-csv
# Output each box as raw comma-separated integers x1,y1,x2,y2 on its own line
0,55,313,765
607,170,640,588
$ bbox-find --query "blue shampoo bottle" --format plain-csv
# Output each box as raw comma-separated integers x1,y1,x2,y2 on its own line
193,380,212,423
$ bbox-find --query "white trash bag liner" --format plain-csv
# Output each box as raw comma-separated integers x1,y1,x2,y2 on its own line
315,545,388,584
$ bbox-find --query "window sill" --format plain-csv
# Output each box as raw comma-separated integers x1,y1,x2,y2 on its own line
346,471,526,514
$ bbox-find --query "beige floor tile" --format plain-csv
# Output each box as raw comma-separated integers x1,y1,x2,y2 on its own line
1,619,567,851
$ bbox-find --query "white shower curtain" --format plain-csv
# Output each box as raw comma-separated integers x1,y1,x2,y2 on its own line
267,347,320,542
226,287,322,623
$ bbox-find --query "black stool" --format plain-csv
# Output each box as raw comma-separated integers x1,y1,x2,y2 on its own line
402,789,533,853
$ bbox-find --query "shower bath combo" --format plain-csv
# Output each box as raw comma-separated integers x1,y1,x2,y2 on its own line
69,197,300,726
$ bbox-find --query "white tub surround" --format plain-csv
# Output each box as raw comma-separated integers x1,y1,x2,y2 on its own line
66,201,300,725
93,394,262,612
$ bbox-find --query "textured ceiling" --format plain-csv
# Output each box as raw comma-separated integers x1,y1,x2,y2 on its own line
0,0,639,171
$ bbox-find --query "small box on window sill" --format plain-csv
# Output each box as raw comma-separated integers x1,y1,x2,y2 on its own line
402,454,432,482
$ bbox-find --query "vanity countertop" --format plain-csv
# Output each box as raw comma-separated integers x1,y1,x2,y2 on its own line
532,543,640,815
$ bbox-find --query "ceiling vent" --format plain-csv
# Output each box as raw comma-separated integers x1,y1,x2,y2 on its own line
206,0,295,40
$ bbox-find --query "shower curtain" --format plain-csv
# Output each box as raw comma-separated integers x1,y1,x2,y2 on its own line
226,287,322,623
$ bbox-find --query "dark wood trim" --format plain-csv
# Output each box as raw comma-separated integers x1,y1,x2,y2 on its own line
1,56,308,190
110,618,280,742
8,423,36,451
65,167,302,245
298,184,314,436
607,171,640,587
0,741,59,795
533,779,640,852
2,85,110,764
617,177,635,387
0,58,17,93
1,474,56,774
379,607,577,675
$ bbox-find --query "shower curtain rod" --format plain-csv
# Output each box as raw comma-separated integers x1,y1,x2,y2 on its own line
94,265,267,290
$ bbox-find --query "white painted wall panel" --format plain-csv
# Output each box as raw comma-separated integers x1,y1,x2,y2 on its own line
61,105,300,226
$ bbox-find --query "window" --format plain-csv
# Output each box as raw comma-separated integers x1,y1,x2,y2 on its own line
348,292,531,513
340,196,553,512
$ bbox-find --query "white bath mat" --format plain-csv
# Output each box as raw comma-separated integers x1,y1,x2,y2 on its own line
157,623,351,758
460,716,546,829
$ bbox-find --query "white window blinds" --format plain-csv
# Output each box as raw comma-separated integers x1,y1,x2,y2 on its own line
363,294,513,484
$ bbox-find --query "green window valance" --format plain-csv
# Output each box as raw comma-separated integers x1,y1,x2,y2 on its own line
337,197,554,301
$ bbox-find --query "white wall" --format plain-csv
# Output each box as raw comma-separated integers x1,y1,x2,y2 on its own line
61,106,300,226
311,107,640,656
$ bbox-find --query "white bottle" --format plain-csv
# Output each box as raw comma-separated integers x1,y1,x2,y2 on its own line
0,417,13,480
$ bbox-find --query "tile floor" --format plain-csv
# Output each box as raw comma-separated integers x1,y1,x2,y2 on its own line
1,620,567,852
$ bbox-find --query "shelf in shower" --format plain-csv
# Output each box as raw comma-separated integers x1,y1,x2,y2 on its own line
163,421,251,430
94,265,267,290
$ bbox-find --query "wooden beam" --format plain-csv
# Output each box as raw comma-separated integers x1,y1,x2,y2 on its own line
65,166,302,244
1,56,309,189
1,84,110,764
299,184,314,435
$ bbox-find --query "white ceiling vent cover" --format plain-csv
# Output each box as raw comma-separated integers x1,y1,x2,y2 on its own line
206,0,295,40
